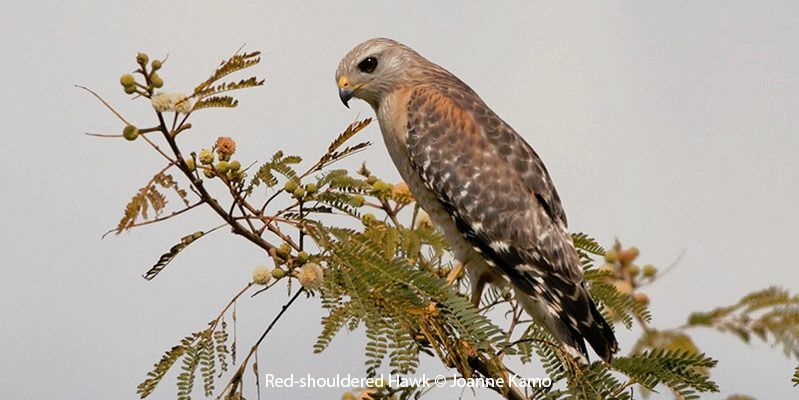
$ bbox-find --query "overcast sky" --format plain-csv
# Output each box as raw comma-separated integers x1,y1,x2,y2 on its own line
1,1,798,399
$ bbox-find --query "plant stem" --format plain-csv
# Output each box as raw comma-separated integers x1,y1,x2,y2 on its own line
154,111,278,255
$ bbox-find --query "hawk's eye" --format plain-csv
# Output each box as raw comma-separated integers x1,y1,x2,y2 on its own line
357,56,378,73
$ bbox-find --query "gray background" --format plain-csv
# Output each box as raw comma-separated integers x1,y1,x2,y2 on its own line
1,1,797,399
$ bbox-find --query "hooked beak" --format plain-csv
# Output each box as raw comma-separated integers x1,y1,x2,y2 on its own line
337,76,357,108
339,87,354,108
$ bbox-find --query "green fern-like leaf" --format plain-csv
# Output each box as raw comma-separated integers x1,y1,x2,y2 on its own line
322,170,372,195
566,361,630,400
194,51,261,94
113,169,193,236
687,287,799,356
143,231,204,280
612,349,718,399
117,182,166,233
213,321,230,376
439,291,508,351
572,232,605,256
153,173,189,206
589,280,651,329
177,343,200,400
137,345,186,398
327,118,371,154
388,322,419,374
314,303,351,353
199,334,216,396
193,96,238,110
194,77,265,100
572,232,605,270
317,119,372,167
315,225,508,378
513,323,569,382
313,191,364,219
251,151,302,188
364,319,391,377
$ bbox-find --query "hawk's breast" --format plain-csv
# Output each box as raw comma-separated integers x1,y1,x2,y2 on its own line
375,88,492,269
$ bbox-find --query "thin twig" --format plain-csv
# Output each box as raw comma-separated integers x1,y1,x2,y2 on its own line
209,282,254,332
75,85,131,125
218,289,304,398
84,127,160,138
379,197,402,227
140,134,176,163
252,288,304,349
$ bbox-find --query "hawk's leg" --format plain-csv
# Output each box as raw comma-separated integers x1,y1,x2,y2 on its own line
444,260,486,307
462,257,509,308
445,261,464,284
471,270,490,308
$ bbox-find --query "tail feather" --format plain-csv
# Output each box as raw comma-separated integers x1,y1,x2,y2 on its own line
581,298,618,363
516,284,618,364
561,288,618,364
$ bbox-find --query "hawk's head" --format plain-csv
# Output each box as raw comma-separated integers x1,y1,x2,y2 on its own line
336,38,424,109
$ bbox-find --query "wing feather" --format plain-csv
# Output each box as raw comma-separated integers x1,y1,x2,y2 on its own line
405,84,618,361
405,84,578,282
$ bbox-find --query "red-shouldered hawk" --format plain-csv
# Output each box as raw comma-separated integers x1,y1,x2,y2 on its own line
335,38,618,362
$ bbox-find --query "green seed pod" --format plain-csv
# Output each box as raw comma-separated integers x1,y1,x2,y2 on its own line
371,180,391,194
150,73,164,88
229,160,241,171
297,251,309,263
122,125,139,141
292,187,305,198
123,85,137,94
362,213,377,225
271,268,286,279
628,264,640,276
305,183,318,194
203,169,215,179
642,264,657,278
136,52,149,65
283,180,298,193
151,59,162,70
215,160,230,174
351,195,365,207
120,74,136,87
185,158,196,172
278,243,292,258
604,249,618,263
366,175,378,184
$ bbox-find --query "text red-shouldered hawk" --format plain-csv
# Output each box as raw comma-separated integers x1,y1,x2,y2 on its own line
335,38,618,362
